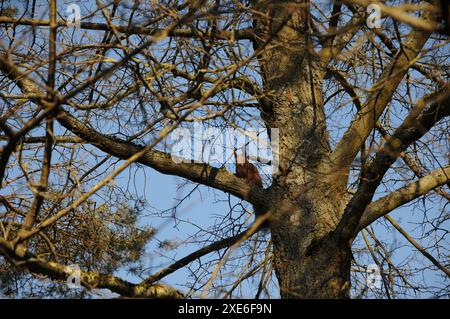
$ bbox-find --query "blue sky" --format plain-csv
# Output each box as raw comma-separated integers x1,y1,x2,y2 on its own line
0,0,448,299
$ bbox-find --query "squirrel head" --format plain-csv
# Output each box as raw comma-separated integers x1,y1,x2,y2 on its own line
233,148,247,165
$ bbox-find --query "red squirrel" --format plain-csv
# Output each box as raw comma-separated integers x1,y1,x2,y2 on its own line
235,151,263,188
234,150,269,228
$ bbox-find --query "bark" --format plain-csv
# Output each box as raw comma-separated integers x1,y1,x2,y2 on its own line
268,181,351,298
0,237,183,298
249,1,439,298
0,1,444,299
253,1,351,298
272,230,352,298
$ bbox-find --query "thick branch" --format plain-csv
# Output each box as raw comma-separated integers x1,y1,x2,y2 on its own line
56,109,267,206
328,66,449,200
330,26,431,173
0,16,255,41
0,53,267,208
0,238,183,298
358,165,450,230
0,135,83,144
336,87,450,241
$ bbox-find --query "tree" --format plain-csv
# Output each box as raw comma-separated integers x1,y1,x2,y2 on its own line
0,0,448,299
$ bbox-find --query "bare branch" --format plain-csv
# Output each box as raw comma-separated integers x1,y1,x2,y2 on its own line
359,165,450,230
0,16,255,41
330,26,431,173
336,86,450,241
0,237,183,298
384,215,450,277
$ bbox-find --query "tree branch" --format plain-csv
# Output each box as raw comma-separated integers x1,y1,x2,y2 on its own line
56,108,267,205
0,237,183,298
328,66,450,201
336,86,450,241
342,0,443,34
358,165,450,230
0,53,267,208
0,16,255,41
330,26,431,173
141,215,267,285
0,135,84,144
383,215,450,278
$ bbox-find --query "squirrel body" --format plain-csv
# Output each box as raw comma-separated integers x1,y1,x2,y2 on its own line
234,151,269,228
235,155,263,188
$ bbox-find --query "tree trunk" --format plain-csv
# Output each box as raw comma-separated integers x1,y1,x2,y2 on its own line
272,231,352,299
254,1,352,298
268,181,351,298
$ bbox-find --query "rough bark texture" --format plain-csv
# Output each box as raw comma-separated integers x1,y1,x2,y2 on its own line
254,1,351,298
0,0,446,299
